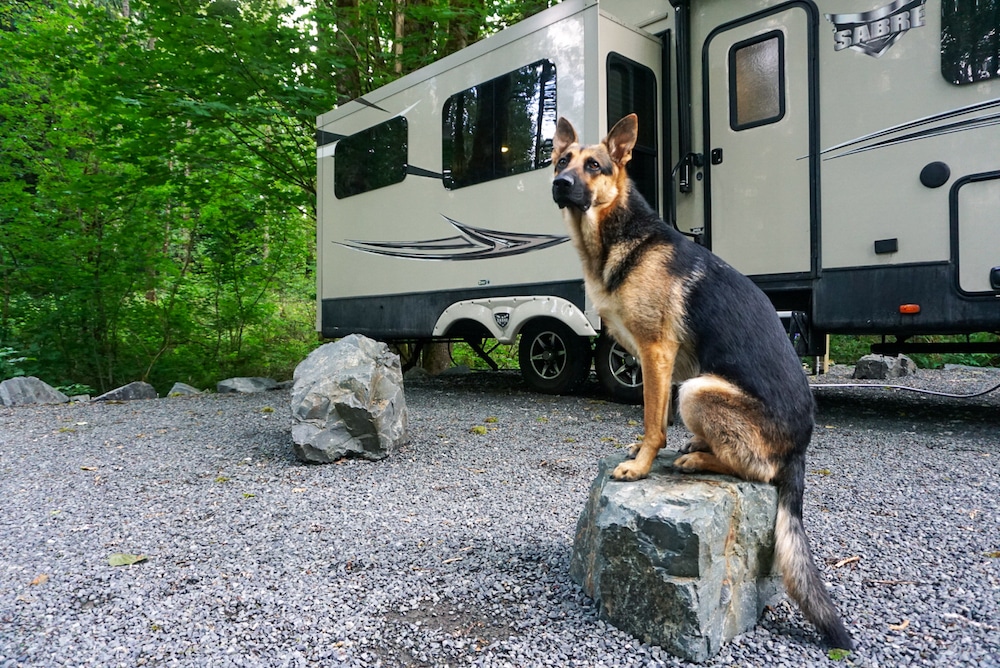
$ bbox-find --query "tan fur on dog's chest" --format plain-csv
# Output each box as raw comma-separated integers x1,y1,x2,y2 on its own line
565,210,700,382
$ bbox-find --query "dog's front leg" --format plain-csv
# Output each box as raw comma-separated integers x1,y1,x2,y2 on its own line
612,340,676,481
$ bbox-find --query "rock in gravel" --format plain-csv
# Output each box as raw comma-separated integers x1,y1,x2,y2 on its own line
853,354,917,379
217,376,279,393
93,380,158,402
571,453,782,662
168,382,203,396
289,334,407,463
0,376,69,406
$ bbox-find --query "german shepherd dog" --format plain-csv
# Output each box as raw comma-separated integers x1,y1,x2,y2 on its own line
551,114,853,651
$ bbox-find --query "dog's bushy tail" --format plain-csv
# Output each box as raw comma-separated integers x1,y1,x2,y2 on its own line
774,467,854,651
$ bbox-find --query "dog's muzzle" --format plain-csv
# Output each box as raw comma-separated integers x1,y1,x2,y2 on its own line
552,172,590,211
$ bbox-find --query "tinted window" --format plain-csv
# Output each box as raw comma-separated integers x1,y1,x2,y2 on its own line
730,32,785,130
941,0,1000,85
334,116,408,199
607,53,658,210
442,60,557,190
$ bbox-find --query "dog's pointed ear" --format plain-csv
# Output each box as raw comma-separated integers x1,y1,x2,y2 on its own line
604,114,638,167
553,117,578,160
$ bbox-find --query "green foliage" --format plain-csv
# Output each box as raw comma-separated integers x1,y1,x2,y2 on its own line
907,332,1000,369
827,647,851,661
828,334,1000,369
451,339,519,370
55,382,97,397
0,347,29,381
0,0,318,392
0,1,557,393
827,336,876,366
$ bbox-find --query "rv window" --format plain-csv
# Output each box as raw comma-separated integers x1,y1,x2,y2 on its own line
334,116,408,199
729,32,785,131
442,59,557,190
941,0,1000,85
607,53,658,210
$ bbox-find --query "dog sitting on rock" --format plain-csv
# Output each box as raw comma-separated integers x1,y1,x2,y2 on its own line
551,114,852,651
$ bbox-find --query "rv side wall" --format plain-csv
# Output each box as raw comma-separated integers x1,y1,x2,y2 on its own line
315,2,602,338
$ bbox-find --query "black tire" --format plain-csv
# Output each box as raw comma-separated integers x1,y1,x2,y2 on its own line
518,319,591,394
595,333,644,404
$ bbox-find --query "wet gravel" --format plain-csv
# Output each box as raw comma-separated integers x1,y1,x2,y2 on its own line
1,365,998,667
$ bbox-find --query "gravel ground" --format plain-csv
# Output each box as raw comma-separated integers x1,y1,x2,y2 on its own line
1,365,998,667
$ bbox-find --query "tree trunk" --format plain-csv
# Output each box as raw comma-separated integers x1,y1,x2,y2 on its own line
421,342,452,375
399,0,439,75
445,0,481,55
393,0,405,75
320,0,362,102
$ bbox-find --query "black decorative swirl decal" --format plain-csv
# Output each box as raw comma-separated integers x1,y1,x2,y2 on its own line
337,215,568,261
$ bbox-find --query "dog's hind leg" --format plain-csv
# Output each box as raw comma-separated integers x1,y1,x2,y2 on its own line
678,433,710,455
673,374,781,483
677,375,853,648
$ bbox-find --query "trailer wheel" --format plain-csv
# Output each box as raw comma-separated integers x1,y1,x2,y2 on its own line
518,320,591,394
595,334,643,404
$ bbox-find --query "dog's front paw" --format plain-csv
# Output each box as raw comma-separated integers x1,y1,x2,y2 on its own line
611,459,650,481
626,442,641,459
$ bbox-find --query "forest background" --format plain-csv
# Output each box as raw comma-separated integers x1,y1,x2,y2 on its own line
3,0,995,396
0,0,553,395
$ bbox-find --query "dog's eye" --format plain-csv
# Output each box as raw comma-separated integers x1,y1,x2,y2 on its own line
585,158,601,173
556,155,570,168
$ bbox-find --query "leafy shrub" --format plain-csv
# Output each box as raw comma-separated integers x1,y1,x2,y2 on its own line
828,334,1000,369
451,339,519,370
0,347,29,381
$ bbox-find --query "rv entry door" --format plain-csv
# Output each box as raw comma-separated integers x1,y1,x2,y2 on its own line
702,4,816,279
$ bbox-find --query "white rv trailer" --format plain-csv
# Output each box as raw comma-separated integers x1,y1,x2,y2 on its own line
316,0,1000,399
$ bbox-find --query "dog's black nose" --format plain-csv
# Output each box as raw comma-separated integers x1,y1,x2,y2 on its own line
553,173,575,189
552,173,577,209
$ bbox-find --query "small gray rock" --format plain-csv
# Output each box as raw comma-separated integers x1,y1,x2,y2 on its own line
94,381,158,402
403,366,431,382
0,376,69,406
168,382,203,396
853,354,917,379
216,377,279,394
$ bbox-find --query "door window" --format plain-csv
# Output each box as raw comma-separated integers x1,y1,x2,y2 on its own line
729,31,785,130
607,53,658,209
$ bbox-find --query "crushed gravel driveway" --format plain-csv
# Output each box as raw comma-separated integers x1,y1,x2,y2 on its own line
1,365,998,667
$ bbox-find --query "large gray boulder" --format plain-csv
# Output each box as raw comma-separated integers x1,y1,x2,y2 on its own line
94,381,158,402
0,377,69,406
290,335,407,463
853,353,917,379
571,453,781,662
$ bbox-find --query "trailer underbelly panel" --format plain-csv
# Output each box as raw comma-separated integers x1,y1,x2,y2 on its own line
815,262,1000,334
320,280,587,339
